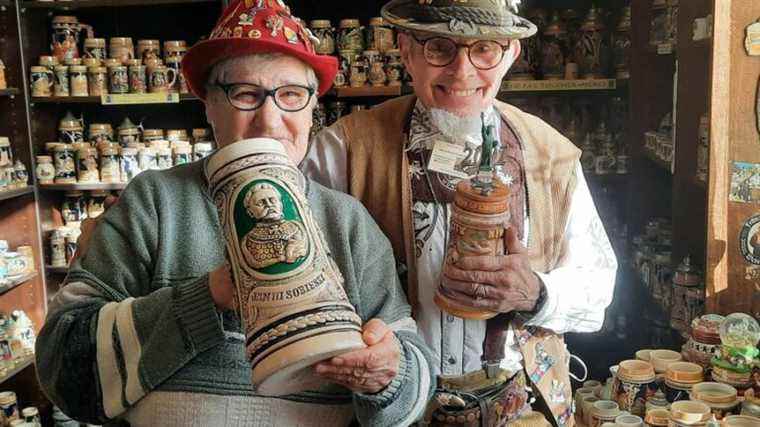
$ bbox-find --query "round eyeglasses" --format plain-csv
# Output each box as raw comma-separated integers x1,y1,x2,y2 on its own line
411,34,511,70
215,82,315,112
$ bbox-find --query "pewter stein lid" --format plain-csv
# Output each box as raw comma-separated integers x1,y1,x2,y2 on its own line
581,6,606,31
52,15,79,26
310,19,332,29
369,17,387,26
339,19,361,29
84,38,106,47
117,117,138,132
59,111,84,131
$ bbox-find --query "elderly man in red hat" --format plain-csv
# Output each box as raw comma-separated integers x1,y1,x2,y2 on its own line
304,0,618,426
35,1,434,426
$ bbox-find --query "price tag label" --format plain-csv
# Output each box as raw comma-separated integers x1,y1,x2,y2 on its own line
101,92,180,105
428,140,470,179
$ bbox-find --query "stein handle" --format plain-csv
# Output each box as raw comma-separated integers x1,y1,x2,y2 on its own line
166,68,178,89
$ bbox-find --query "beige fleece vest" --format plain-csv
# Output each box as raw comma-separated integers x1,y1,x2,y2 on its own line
334,95,580,427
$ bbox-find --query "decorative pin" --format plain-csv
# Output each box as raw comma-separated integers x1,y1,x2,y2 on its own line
238,12,254,26
745,19,760,56
233,26,244,37
284,27,299,44
248,29,262,39
266,15,284,37
529,342,555,383
549,380,566,404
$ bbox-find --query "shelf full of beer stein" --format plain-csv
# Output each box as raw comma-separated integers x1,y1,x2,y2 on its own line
30,21,194,105
0,240,37,297
0,310,38,387
505,6,632,87
20,0,219,10
309,17,408,98
37,112,214,191
0,137,32,200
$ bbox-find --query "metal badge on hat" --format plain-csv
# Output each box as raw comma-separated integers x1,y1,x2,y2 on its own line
266,15,284,37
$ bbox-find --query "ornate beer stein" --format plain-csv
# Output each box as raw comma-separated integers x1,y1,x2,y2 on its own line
109,37,135,65
193,142,213,161
142,129,164,143
52,144,77,184
338,19,364,51
30,66,54,97
53,65,70,97
51,16,92,63
87,66,107,96
366,17,394,53
119,147,140,182
364,50,386,87
108,65,129,94
191,128,212,144
0,137,11,167
83,38,106,61
117,117,141,146
326,101,347,126
309,20,335,55
136,39,161,61
165,56,187,94
148,65,177,94
69,65,88,97
205,138,365,395
334,49,357,88
349,52,368,87
670,256,704,333
163,40,188,60
575,7,610,79
384,49,403,86
88,123,113,146
128,64,147,94
310,102,326,141
35,155,55,185
61,191,87,226
613,7,632,80
172,145,192,165
58,111,84,143
541,12,567,80
436,116,510,320
76,147,99,183
50,230,67,268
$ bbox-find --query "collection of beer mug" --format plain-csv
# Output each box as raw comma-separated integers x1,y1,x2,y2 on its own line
41,113,214,186
308,17,406,89
0,138,30,194
0,308,42,426
0,241,35,288
30,36,189,98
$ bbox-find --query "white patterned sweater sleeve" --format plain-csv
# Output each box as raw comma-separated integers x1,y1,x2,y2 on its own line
527,162,618,334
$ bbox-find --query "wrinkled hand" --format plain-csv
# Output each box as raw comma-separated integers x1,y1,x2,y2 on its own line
73,194,120,262
314,319,400,394
441,227,541,313
208,263,235,311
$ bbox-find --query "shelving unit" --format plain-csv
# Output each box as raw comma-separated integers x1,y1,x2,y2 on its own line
40,183,126,191
0,272,38,297
0,186,34,202
0,354,35,386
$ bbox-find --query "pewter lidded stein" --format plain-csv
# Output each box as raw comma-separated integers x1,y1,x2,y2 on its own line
436,115,510,320
205,138,365,396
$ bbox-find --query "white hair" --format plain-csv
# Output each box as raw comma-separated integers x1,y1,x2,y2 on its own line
206,53,319,105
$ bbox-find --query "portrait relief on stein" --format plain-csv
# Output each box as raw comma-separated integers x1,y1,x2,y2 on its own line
739,214,760,266
234,180,310,276
729,161,760,204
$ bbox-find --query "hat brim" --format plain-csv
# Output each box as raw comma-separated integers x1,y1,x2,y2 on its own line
381,0,537,40
182,38,338,100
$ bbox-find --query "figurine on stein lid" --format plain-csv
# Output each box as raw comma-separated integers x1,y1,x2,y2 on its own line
205,139,365,395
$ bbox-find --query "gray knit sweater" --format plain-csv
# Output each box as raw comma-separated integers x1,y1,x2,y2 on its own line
35,161,434,427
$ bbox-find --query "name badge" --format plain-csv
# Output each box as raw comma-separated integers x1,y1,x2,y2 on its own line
427,140,470,179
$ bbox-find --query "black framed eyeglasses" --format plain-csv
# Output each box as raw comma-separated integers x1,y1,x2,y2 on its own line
410,34,511,70
215,82,316,112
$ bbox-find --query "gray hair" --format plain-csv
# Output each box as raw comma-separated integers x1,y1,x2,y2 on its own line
205,53,319,104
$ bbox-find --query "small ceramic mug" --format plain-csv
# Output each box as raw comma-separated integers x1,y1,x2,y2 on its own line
30,66,54,97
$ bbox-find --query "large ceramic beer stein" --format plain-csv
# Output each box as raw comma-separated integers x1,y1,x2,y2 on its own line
51,16,93,63
206,138,365,396
435,116,510,320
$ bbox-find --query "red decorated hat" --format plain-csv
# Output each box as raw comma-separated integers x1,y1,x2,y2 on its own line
182,0,337,100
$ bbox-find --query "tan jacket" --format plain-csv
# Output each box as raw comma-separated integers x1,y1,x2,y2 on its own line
332,95,581,426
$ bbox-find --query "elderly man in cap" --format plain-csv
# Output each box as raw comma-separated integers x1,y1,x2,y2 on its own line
34,1,433,426
304,0,618,426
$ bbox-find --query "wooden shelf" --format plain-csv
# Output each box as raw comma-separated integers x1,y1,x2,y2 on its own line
20,0,218,9
643,147,672,174
31,93,198,105
40,183,126,191
0,272,37,297
45,265,68,275
326,86,407,98
0,354,35,385
0,88,20,97
0,186,34,202
500,78,623,94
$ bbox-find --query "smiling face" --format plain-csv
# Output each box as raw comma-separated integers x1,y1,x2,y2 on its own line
398,32,520,117
203,54,317,164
